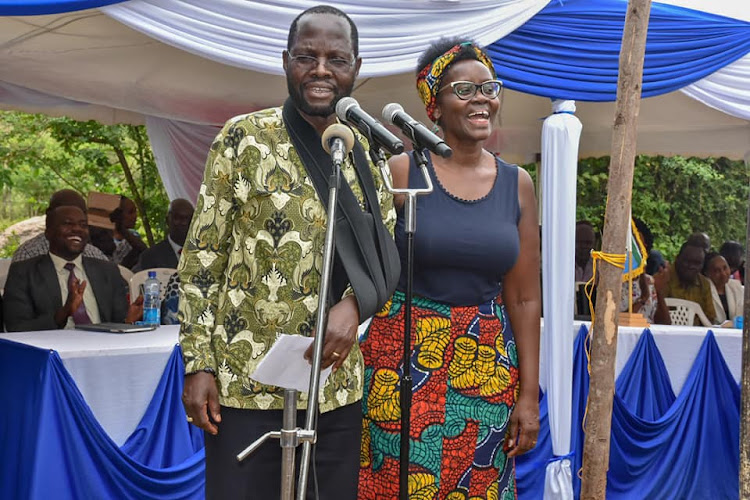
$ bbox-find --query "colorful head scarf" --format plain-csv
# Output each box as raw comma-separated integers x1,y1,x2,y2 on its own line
416,41,497,122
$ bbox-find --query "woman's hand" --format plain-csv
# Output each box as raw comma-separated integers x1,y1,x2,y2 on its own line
505,394,540,457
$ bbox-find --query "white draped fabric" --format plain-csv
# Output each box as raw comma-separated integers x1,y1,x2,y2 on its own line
681,56,750,120
540,99,581,500
102,0,552,77
145,116,219,202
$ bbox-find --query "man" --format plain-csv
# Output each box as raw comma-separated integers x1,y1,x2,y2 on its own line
575,220,596,282
133,198,194,272
12,189,109,263
179,6,398,499
658,242,717,325
720,240,745,282
686,231,711,253
3,206,142,332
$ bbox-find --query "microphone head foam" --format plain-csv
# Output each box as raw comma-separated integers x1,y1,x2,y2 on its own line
335,97,358,122
381,103,404,124
321,123,355,154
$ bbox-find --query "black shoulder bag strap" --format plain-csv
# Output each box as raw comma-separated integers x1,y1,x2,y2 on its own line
282,98,400,321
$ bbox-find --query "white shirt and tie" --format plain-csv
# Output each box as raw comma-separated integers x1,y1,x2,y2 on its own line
48,252,101,328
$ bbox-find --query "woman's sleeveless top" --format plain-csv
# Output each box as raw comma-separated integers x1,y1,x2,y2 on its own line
394,152,521,306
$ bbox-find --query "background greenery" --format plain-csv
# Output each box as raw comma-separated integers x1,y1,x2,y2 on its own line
524,155,749,261
1,110,747,263
0,110,169,257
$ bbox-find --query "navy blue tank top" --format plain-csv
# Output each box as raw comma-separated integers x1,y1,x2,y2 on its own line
395,153,520,306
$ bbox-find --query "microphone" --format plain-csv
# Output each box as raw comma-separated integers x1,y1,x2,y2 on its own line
382,103,452,158
335,97,404,155
321,123,355,166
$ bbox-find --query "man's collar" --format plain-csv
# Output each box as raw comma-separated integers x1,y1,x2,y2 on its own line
167,235,182,255
48,251,84,273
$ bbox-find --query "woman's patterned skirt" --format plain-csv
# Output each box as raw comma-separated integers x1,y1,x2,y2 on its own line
358,291,519,500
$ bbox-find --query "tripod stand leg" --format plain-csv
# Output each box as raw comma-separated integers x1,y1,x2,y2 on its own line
280,389,298,500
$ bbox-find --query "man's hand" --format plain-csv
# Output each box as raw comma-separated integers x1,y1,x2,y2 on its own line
182,371,221,435
304,295,360,372
125,295,144,323
505,394,540,457
67,277,87,313
56,278,87,327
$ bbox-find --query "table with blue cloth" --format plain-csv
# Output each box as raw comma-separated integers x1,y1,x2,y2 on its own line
518,322,742,499
0,325,204,500
0,322,742,499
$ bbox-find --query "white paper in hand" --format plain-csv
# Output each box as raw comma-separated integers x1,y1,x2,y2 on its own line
250,334,333,393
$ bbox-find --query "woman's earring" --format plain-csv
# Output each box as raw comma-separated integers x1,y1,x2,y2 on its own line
431,123,441,135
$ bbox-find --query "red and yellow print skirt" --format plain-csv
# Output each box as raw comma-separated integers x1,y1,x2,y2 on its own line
358,291,520,500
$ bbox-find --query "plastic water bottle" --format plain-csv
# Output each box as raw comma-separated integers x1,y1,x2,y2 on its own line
143,271,161,326
734,315,743,330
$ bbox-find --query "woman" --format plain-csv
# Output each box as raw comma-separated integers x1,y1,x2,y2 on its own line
703,252,743,324
359,39,540,499
620,271,671,324
110,196,146,269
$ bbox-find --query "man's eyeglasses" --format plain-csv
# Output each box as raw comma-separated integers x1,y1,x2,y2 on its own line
289,54,355,72
438,80,503,100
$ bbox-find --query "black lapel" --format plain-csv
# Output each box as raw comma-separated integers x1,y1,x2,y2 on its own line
38,255,62,310
82,258,106,318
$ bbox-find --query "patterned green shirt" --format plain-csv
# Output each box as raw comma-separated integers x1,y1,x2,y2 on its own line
178,107,396,411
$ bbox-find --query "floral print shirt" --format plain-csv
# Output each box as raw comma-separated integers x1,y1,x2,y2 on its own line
178,107,395,411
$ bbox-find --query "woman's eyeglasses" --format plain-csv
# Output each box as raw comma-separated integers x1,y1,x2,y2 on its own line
289,54,355,73
438,80,503,100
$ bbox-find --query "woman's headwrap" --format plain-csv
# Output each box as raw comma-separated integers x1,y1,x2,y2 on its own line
416,41,497,122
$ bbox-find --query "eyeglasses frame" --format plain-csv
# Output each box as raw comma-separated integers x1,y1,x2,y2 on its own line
437,79,504,100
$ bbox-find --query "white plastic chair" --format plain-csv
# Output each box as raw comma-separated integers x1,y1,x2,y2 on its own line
129,267,177,303
118,265,134,283
665,298,712,327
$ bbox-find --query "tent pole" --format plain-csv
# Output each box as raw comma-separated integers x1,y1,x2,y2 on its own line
579,0,652,497
740,175,750,498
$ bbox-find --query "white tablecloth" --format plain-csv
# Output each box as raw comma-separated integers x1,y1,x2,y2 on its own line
1,325,179,445
539,321,742,395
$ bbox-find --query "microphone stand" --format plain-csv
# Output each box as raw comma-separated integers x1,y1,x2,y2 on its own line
369,145,433,500
236,135,346,500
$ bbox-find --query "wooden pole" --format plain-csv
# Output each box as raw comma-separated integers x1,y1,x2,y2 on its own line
740,186,750,498
579,0,652,497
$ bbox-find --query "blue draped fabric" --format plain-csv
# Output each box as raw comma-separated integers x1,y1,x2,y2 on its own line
515,326,740,499
0,0,126,15
2,324,740,498
614,329,675,420
0,339,205,499
488,0,750,100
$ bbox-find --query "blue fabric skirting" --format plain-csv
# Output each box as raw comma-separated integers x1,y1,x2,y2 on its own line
515,326,740,499
0,340,205,499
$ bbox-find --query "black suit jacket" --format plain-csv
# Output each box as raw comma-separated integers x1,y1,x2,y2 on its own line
132,239,178,272
2,254,129,332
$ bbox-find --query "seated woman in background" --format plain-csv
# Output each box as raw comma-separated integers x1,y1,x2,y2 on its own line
620,219,671,324
620,270,671,324
703,252,743,325
110,196,147,269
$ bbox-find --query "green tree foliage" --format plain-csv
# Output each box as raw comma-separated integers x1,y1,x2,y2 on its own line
576,155,748,260
0,110,169,245
523,155,748,260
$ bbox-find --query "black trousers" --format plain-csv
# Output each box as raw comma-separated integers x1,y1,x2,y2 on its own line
204,402,361,500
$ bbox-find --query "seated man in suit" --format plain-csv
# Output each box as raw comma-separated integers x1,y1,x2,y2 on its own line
133,198,194,272
12,189,108,263
3,206,142,332
658,241,717,325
